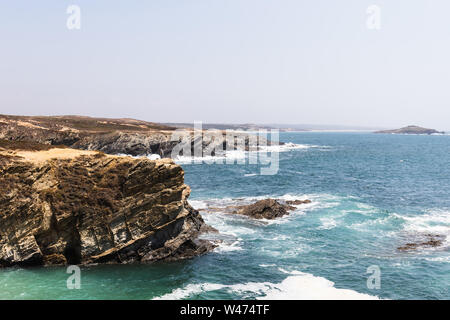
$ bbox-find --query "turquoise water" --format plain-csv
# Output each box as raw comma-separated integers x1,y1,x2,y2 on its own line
1,133,449,299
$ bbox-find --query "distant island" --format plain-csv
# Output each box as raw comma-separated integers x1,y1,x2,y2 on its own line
375,125,445,135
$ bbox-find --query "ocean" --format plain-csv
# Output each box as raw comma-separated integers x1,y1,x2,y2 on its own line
1,132,449,299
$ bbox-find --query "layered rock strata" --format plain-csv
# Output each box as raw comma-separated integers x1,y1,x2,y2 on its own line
0,141,215,267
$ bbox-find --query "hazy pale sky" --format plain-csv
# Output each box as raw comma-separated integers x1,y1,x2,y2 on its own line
1,1,450,129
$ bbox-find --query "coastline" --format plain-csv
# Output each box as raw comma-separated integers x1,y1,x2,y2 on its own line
0,143,217,268
0,128,449,300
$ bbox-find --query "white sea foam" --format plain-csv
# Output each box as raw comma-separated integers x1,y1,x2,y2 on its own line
192,193,324,230
318,217,339,230
244,173,258,177
188,199,209,210
190,194,322,255
258,272,379,300
192,193,339,231
268,235,289,241
423,255,450,263
153,269,379,300
401,210,450,234
349,215,399,232
173,142,328,164
258,142,319,152
356,203,375,210
147,154,162,160
202,212,257,237
214,240,244,253
314,197,392,231
395,209,450,246
155,193,385,300
194,193,389,234
153,283,228,300
174,149,249,164
153,282,273,300
115,153,161,160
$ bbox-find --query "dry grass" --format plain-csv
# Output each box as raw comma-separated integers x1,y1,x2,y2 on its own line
0,139,66,151
0,114,176,133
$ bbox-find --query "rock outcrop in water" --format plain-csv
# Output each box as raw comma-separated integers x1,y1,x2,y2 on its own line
397,234,445,251
0,140,215,267
200,198,311,220
375,125,444,135
232,199,294,219
285,199,312,206
0,115,180,158
0,115,275,158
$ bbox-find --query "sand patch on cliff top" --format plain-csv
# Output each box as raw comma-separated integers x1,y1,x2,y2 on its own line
14,148,101,163
0,141,176,166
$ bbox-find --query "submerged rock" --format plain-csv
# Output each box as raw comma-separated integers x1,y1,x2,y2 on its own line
397,234,445,251
0,142,216,267
286,199,312,205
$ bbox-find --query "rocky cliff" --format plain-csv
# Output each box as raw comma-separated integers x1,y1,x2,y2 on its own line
0,115,274,158
0,140,215,267
0,115,179,157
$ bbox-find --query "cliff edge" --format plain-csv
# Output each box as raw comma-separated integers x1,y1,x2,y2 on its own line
0,140,215,267
0,115,179,157
0,115,274,158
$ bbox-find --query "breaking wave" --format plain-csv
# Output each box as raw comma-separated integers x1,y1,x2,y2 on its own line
115,153,161,160
394,209,450,247
153,268,379,300
174,143,328,164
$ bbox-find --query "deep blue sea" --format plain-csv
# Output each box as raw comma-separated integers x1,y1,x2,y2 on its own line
1,132,449,299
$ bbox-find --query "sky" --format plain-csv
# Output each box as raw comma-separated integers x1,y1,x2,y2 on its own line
1,1,450,130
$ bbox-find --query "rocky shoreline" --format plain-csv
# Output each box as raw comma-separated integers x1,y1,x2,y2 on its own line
0,115,287,268
0,115,276,158
1,115,444,269
0,140,217,267
0,135,312,267
199,198,312,220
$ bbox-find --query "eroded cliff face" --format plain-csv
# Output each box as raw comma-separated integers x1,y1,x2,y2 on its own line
0,144,214,267
0,115,275,158
0,115,178,157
